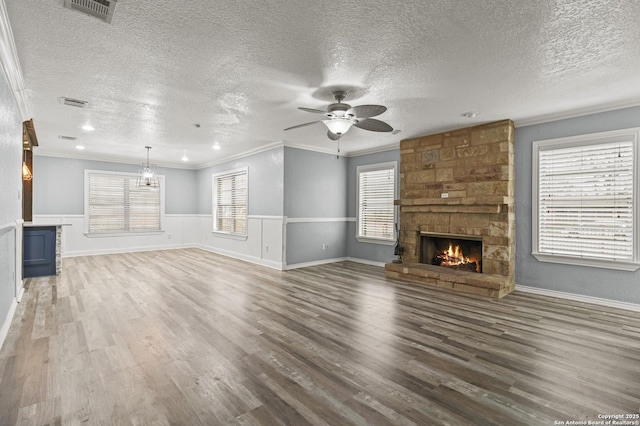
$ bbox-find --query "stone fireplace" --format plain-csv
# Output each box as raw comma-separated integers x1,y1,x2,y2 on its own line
385,120,515,298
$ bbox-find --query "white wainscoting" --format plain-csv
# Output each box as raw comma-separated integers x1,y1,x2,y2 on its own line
0,219,23,351
194,215,284,270
31,214,383,273
33,214,286,269
32,214,198,257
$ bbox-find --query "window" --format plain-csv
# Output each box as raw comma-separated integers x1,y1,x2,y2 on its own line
85,170,163,234
532,128,639,270
357,162,396,244
213,168,248,236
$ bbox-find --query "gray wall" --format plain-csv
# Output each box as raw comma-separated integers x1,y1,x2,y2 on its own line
0,69,22,328
196,147,284,216
284,147,348,265
283,147,347,218
33,156,198,215
515,106,640,304
346,149,400,264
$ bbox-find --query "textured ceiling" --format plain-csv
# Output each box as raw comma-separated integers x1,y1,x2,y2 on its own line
5,0,640,168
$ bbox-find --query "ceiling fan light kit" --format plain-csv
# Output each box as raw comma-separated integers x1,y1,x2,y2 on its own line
324,118,353,136
284,90,393,141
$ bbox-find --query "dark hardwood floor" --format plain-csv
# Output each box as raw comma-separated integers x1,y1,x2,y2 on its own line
0,248,639,425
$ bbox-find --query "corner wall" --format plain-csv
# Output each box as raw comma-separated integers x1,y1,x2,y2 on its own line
283,147,348,267
195,147,285,269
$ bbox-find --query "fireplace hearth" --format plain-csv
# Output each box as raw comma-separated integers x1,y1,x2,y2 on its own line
420,233,482,273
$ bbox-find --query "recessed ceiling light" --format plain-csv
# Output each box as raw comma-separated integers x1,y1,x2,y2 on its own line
81,124,95,131
212,143,221,150
181,155,189,162
76,145,85,150
462,111,479,119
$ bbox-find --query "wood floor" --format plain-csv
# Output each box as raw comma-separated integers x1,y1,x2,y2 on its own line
1,249,639,425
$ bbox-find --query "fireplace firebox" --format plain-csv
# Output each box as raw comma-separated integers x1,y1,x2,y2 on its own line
420,233,482,273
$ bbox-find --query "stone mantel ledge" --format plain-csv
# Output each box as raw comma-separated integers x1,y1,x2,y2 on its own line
400,205,505,214
399,196,512,207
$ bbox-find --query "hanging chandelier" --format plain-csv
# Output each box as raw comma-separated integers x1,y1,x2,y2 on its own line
136,146,159,187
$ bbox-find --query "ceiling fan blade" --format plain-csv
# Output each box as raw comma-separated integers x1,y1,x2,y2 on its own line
298,107,329,114
354,118,393,132
327,130,342,141
283,121,322,131
346,104,387,118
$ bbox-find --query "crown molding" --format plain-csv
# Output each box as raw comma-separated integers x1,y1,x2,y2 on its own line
0,0,31,120
514,100,640,128
283,140,400,158
282,141,337,156
195,141,284,170
347,142,399,157
33,149,195,170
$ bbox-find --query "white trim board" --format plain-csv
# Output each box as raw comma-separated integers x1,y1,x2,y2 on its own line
194,244,283,271
0,0,30,120
284,257,348,270
285,257,387,270
345,257,387,268
0,298,18,353
286,217,355,223
516,285,640,313
62,243,194,258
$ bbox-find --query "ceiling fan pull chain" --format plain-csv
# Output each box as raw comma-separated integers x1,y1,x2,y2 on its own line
337,140,340,159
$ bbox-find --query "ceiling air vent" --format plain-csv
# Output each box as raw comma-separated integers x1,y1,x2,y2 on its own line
58,135,78,141
63,0,117,24
60,97,88,108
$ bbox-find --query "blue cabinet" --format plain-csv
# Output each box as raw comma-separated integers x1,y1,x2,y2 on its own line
23,226,56,278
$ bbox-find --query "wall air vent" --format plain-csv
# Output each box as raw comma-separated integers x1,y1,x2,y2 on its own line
63,0,117,24
58,135,78,141
59,97,88,108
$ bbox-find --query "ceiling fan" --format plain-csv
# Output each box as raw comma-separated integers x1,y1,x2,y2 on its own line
284,90,393,140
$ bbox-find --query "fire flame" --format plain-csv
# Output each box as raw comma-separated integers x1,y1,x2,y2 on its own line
436,243,479,272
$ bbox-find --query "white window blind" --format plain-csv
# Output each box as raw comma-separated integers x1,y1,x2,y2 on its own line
87,171,162,234
535,136,637,266
357,162,396,242
213,168,248,236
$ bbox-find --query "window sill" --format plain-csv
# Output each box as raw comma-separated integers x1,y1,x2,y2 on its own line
532,252,640,271
211,231,248,241
356,236,396,246
84,231,164,238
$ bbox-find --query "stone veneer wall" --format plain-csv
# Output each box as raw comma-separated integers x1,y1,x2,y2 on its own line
385,120,515,298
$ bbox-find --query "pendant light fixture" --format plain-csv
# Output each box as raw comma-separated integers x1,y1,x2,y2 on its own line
22,149,32,181
136,146,159,187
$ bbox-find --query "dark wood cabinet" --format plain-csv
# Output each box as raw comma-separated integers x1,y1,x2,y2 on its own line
23,226,56,278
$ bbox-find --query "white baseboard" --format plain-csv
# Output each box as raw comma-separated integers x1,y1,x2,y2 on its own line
285,257,387,270
0,298,18,352
16,285,24,303
62,243,192,258
194,244,284,271
284,257,349,270
345,257,387,268
516,285,640,313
